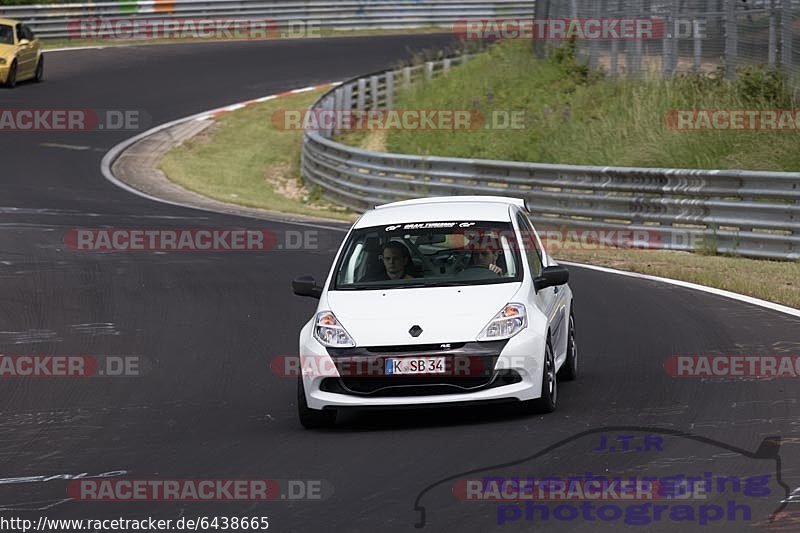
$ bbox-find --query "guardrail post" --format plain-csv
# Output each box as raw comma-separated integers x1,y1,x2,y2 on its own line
588,2,600,72
724,0,738,80
694,14,704,70
333,89,344,136
328,96,337,139
663,2,677,75
781,0,793,77
768,0,778,67
403,66,412,88
443,58,451,73
533,0,550,58
357,78,366,110
424,61,434,82
610,40,618,79
343,83,353,112
369,75,379,110
385,72,395,110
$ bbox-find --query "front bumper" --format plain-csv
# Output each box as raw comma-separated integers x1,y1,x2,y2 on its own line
0,65,9,84
298,324,547,410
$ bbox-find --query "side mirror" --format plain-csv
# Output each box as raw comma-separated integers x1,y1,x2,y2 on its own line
18,39,30,46
534,265,569,292
292,276,322,299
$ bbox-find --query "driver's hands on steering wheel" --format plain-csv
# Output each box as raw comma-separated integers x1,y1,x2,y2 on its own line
487,264,502,275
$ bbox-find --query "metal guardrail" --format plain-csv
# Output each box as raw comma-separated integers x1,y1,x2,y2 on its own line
301,55,800,260
0,1,535,40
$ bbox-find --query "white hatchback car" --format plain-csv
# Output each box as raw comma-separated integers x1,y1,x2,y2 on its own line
292,196,576,428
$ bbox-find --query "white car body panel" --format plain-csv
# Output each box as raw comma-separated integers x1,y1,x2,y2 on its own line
326,284,521,346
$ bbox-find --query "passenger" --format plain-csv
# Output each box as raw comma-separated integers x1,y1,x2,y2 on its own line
380,241,415,280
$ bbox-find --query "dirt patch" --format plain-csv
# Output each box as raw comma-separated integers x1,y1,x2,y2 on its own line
265,163,349,213
361,130,388,152
181,121,221,150
267,162,305,201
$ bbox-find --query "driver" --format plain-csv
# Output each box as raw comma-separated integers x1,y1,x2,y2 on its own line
380,241,415,280
469,232,503,275
472,248,503,274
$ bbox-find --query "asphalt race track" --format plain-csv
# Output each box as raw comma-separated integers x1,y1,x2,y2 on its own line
1,35,799,532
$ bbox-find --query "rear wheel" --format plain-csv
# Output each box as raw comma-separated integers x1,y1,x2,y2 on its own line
558,312,578,381
525,337,557,414
297,377,337,429
34,56,43,83
5,61,17,88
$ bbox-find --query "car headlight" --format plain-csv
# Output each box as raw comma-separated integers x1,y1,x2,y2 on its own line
0,58,6,66
477,303,527,341
313,311,356,348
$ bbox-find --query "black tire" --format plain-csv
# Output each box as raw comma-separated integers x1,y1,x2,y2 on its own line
34,56,43,83
558,312,578,382
526,337,557,414
297,377,336,429
5,60,17,88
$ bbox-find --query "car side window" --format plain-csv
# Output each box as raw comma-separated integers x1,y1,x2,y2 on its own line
22,25,34,41
516,213,543,278
15,24,22,43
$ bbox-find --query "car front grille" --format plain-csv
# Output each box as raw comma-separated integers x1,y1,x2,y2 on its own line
322,340,519,397
320,370,522,397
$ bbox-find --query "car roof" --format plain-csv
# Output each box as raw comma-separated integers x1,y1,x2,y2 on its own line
354,196,525,229
0,19,20,26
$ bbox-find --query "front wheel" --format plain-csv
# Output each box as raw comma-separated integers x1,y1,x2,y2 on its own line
558,312,578,381
34,56,44,83
525,338,557,414
297,378,337,429
5,61,17,88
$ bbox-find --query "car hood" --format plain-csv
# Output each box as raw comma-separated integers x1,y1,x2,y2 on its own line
326,283,522,346
0,43,15,57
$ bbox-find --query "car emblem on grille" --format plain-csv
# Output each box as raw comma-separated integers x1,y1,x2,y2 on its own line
409,325,423,337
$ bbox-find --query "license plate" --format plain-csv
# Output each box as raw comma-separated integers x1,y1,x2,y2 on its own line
385,357,446,375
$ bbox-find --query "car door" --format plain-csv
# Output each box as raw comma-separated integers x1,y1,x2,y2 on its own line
24,24,41,71
516,212,567,362
14,23,36,78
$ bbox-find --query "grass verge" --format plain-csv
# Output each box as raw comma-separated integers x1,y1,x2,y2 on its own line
555,246,799,309
159,87,355,222
373,40,800,170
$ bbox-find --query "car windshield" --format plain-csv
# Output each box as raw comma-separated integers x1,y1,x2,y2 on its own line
0,25,13,45
333,221,523,290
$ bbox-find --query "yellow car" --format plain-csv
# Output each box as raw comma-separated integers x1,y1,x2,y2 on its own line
0,18,43,88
